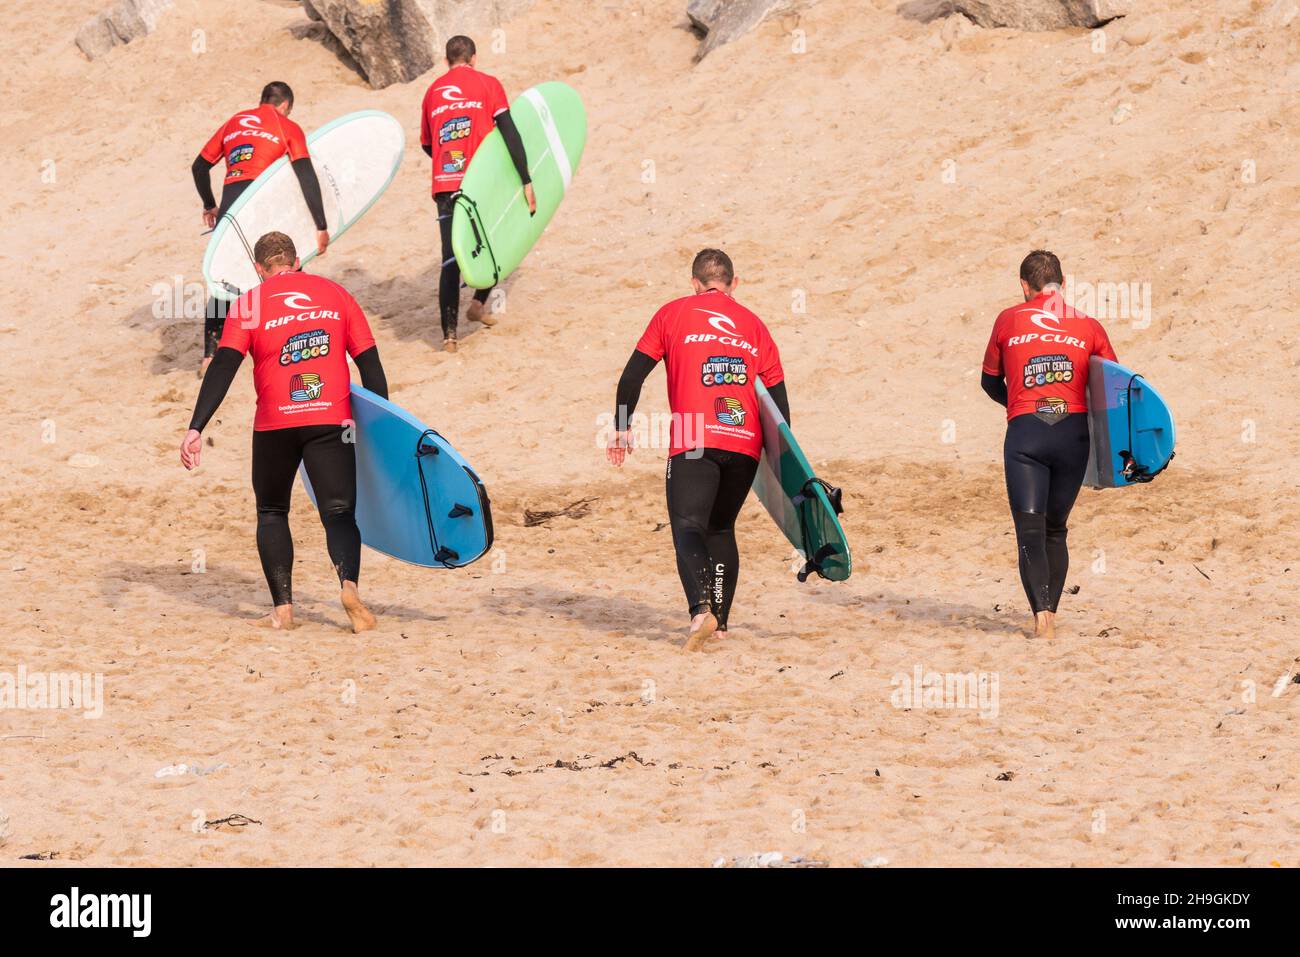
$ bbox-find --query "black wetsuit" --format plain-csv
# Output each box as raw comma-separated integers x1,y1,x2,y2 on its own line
191,155,328,357
423,109,530,342
189,345,388,606
983,371,1089,613
616,349,790,630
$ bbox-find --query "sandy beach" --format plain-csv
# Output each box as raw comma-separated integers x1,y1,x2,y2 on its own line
0,0,1297,866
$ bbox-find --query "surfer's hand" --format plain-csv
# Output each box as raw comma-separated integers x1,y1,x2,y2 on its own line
523,183,537,216
606,430,634,467
203,207,217,229
316,230,330,255
180,429,203,470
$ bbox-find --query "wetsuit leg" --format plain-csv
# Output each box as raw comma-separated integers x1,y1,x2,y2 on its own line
704,450,759,629
1043,414,1091,612
203,180,252,357
666,451,720,617
299,425,360,586
666,448,758,626
436,191,492,341
251,427,304,606
1003,413,1090,613
435,192,459,341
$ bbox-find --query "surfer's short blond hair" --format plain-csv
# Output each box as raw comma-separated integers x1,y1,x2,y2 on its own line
254,231,297,270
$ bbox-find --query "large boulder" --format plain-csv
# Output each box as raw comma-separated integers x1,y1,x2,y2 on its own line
949,0,1133,30
75,0,173,60
302,0,533,89
688,0,823,59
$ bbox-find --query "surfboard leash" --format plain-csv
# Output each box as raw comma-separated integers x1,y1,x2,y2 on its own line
225,213,257,271
452,192,500,286
415,430,460,568
1117,373,1173,484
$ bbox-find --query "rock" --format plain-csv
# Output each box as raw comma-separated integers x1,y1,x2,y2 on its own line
948,0,1133,31
688,0,823,59
897,0,957,23
303,0,534,89
74,0,173,61
1111,101,1134,125
939,10,977,46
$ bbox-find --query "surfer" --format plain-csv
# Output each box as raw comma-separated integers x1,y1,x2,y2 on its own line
179,231,388,634
606,249,789,651
420,35,535,353
981,250,1117,639
192,82,330,374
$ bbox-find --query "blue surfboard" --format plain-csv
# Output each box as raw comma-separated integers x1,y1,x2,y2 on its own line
301,385,493,568
1084,357,1176,489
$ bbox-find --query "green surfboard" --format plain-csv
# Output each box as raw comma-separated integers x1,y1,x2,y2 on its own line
451,81,587,288
752,381,852,582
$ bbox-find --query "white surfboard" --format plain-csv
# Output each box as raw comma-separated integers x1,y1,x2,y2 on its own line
202,110,405,301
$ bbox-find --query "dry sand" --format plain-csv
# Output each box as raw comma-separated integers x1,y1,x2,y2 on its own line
0,0,1297,866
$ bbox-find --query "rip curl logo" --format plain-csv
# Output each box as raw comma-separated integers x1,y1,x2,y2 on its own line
1007,307,1087,349
276,292,312,310
224,112,280,146
714,397,746,426
289,372,324,402
430,85,484,120
1027,309,1062,332
700,309,738,335
264,292,343,328
683,310,759,356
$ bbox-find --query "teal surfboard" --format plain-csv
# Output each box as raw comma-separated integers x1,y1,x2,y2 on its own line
1084,357,1176,488
300,385,492,568
203,110,405,301
752,381,852,582
450,81,587,288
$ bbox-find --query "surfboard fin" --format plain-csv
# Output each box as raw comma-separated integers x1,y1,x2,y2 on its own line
448,503,473,519
797,544,842,583
434,546,460,564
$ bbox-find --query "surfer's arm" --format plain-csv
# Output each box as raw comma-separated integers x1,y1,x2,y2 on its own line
353,346,388,401
981,371,1008,407
291,157,329,232
191,154,217,210
614,349,658,431
766,380,791,425
187,347,244,432
494,110,532,186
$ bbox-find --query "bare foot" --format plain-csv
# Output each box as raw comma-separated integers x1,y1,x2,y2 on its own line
255,604,296,630
443,337,458,354
1033,611,1056,639
341,581,376,633
684,611,717,652
467,300,497,327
